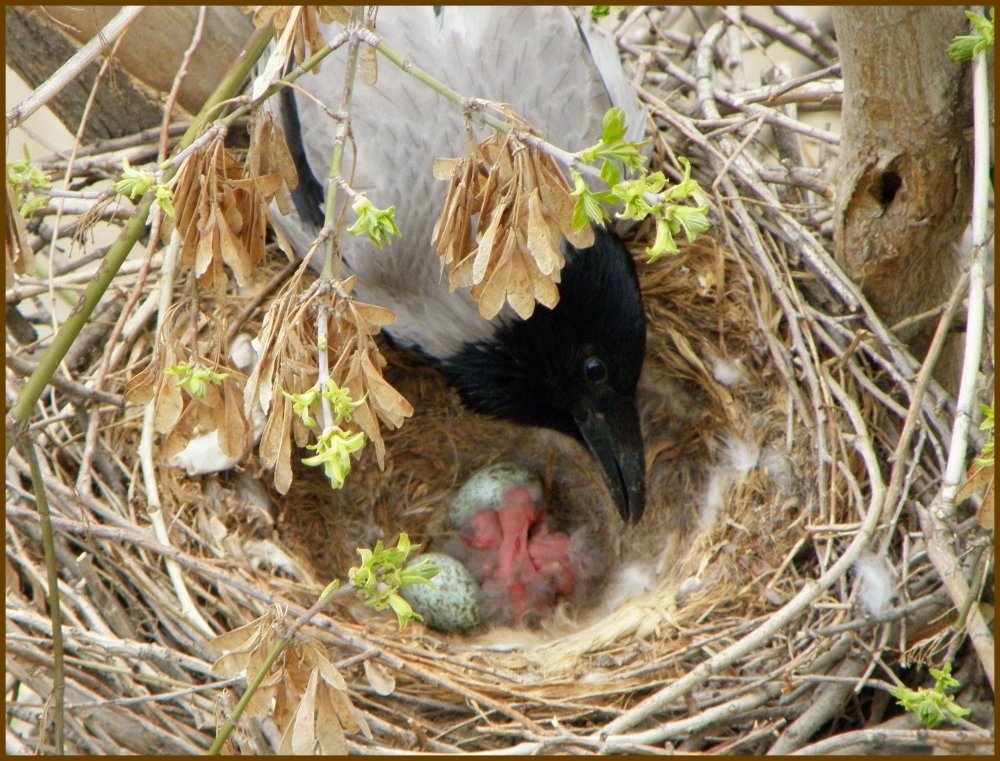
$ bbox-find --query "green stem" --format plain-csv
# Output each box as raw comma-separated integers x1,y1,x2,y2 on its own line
321,7,366,281
5,23,275,459
372,35,507,136
186,24,274,141
208,638,284,754
202,29,349,139
21,441,65,754
6,194,154,457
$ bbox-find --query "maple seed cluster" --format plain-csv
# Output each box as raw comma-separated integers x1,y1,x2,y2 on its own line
433,129,594,320
170,115,297,297
245,273,413,494
211,610,363,754
127,310,250,463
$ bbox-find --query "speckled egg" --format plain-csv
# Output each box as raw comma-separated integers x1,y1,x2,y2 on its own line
400,552,481,633
448,462,543,529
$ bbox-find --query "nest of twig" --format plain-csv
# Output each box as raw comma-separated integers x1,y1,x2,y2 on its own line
5,6,994,755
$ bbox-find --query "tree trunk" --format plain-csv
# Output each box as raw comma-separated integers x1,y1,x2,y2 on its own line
831,7,972,393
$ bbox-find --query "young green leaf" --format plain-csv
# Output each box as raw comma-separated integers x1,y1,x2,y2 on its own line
281,386,322,429
601,106,628,144
948,8,994,63
889,663,972,729
648,218,678,261
302,427,366,489
570,170,613,229
165,362,229,399
8,151,52,219
322,380,367,426
665,203,712,244
346,195,401,249
347,534,438,629
7,153,50,192
975,403,994,467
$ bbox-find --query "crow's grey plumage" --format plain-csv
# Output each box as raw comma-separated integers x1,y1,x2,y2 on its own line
275,7,648,522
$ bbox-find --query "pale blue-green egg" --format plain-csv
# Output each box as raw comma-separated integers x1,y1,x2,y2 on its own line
448,462,542,529
400,552,480,633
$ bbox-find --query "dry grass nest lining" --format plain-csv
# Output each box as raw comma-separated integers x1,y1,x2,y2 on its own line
6,10,992,756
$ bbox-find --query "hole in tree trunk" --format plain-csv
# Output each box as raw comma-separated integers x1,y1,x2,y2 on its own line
869,169,902,209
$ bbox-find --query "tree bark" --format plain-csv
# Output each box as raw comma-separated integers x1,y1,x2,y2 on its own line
5,6,253,140
831,7,972,392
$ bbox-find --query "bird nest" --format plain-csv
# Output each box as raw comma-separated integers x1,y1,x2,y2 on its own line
5,7,994,755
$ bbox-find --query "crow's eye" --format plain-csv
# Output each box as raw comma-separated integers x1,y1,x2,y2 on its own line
583,356,608,386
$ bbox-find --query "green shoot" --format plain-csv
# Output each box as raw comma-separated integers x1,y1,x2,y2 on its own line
571,108,711,262
348,533,439,629
287,380,368,489
7,150,51,218
322,380,366,423
570,170,617,229
590,6,611,21
114,157,175,217
578,107,647,171
165,362,229,399
889,663,971,729
301,427,365,489
281,386,322,430
346,195,401,249
948,9,994,63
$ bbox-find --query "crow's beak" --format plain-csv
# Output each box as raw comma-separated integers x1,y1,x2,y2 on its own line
573,392,646,523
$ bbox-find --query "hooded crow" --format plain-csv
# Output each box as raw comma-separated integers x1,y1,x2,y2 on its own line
275,7,648,522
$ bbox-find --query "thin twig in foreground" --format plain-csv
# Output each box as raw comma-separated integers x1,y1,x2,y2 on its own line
20,441,65,754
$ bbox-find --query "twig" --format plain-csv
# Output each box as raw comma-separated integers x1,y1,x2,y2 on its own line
5,355,124,409
320,7,366,280
5,21,273,459
692,19,834,519
790,727,995,755
917,507,995,691
5,607,215,676
768,657,865,754
605,683,783,750
108,288,161,373
647,48,840,145
680,20,966,456
38,124,188,166
710,114,765,192
4,187,152,459
42,37,127,343
937,45,992,519
159,6,208,163
19,441,65,754
738,10,833,68
137,229,213,637
595,369,887,740
6,6,147,128
771,7,839,60
223,257,301,346
876,269,971,559
912,41,995,694
208,583,352,754
744,63,842,103
76,6,206,495
755,166,833,199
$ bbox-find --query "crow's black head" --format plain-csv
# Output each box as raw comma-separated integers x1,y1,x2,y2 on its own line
440,228,647,522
